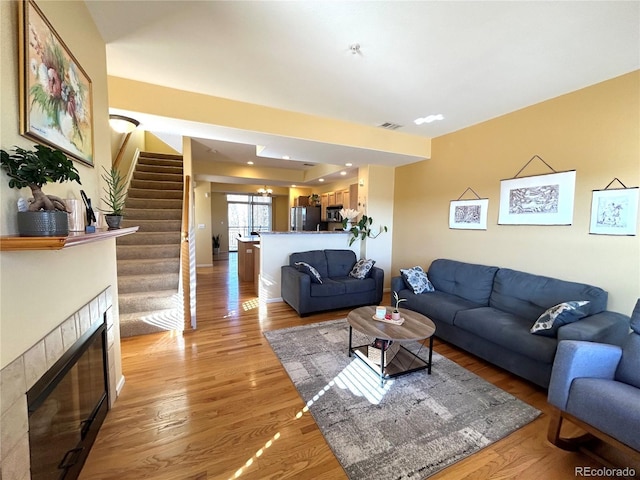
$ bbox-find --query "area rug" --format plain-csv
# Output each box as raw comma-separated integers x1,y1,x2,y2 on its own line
264,319,541,479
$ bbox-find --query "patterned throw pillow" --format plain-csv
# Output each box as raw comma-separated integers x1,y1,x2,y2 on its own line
294,261,323,284
530,301,590,337
349,258,376,279
400,266,435,294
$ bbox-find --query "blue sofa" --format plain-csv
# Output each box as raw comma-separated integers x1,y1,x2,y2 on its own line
547,299,640,459
391,259,630,388
281,249,384,316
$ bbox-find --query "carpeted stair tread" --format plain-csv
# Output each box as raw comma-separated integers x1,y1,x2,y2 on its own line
121,219,182,231
123,208,182,220
133,171,183,183
117,258,180,275
117,231,181,245
127,188,183,200
119,308,182,337
130,179,183,190
118,290,180,314
125,197,183,209
116,244,180,259
118,272,180,293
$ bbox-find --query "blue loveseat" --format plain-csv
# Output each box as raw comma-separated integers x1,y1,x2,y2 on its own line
391,259,630,388
281,249,384,316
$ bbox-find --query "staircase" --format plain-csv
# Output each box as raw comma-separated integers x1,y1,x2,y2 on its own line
116,152,185,337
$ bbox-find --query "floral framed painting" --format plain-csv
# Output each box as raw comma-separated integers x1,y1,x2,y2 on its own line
449,199,489,230
19,0,94,166
498,171,576,225
589,187,639,236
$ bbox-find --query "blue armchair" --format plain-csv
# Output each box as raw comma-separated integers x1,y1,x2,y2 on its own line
547,299,640,460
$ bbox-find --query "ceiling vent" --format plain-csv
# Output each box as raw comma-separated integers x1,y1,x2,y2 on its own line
303,163,315,167
378,122,403,130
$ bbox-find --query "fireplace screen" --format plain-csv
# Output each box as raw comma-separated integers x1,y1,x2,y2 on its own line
28,321,108,480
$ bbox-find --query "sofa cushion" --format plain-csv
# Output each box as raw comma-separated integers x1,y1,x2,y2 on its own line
350,258,375,279
428,259,498,305
289,250,329,279
310,278,346,297
567,378,640,451
489,269,608,321
530,301,590,337
294,261,323,284
325,250,357,278
339,276,377,294
403,290,481,326
400,266,435,294
455,307,557,363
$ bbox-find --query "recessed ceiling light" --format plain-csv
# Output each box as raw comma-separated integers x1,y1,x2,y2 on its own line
319,178,325,182
247,161,254,165
345,163,352,167
291,184,297,188
340,171,346,176
282,155,290,160
414,114,444,125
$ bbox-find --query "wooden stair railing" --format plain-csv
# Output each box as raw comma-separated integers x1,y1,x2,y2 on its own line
181,175,192,331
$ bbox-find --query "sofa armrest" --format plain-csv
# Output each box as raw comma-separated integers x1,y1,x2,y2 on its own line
370,267,385,304
391,275,405,294
281,265,311,313
557,311,630,345
548,340,622,410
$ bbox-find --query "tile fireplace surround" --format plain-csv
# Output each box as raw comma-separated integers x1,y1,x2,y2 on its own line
0,286,117,480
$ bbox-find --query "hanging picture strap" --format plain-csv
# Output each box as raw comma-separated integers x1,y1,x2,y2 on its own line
513,155,557,178
456,187,483,201
602,177,628,190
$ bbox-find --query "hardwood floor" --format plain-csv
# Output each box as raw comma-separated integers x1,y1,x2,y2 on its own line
81,255,606,479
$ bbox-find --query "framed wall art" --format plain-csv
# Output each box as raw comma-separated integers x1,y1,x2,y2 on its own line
498,171,576,225
449,187,489,230
19,0,94,166
589,182,638,236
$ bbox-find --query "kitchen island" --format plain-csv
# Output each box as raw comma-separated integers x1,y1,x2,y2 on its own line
257,231,356,302
237,236,260,282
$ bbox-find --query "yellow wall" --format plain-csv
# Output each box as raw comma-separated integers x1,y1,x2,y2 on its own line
0,1,123,376
393,71,640,314
108,77,431,159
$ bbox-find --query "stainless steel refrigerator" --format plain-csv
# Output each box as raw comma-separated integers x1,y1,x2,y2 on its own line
291,206,321,231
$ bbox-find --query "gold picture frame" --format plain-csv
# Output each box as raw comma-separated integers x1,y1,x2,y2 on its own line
19,0,94,166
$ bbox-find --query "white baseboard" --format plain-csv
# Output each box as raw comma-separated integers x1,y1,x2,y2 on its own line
116,375,126,397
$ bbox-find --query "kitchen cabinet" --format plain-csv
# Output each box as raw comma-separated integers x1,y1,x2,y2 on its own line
327,192,336,206
349,184,358,209
335,190,344,206
237,237,259,282
320,193,329,220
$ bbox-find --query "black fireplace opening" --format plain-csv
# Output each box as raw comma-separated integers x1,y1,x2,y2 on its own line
27,318,109,480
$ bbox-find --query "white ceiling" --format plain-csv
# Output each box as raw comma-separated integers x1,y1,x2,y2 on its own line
88,1,639,185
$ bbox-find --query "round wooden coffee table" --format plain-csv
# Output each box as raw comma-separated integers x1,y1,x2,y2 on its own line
347,305,436,386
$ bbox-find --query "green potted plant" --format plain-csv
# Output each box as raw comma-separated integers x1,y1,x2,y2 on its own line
213,234,221,255
308,193,320,206
100,166,127,229
392,291,407,320
0,144,81,236
343,214,388,247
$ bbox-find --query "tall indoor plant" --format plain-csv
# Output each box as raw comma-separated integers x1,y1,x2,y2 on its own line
100,166,127,229
0,144,81,236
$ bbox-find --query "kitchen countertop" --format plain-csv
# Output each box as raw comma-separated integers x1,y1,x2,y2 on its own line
260,231,348,235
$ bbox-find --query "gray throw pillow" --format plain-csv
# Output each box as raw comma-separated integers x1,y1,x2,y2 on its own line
529,300,590,337
349,258,375,279
400,266,435,294
294,261,323,284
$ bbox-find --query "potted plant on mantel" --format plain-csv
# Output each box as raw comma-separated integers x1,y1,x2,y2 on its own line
100,166,127,229
0,144,81,236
